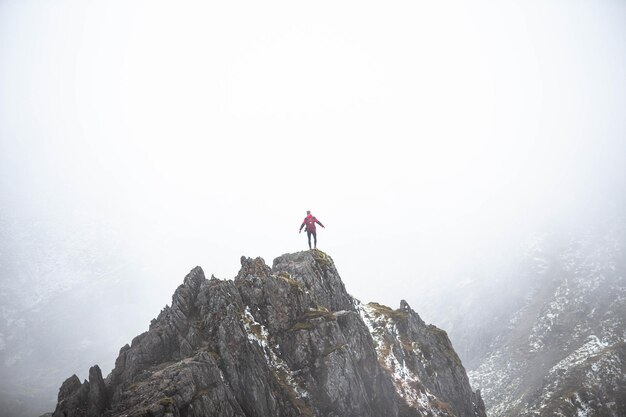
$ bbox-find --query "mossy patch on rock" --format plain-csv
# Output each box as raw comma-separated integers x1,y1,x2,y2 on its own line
202,348,220,360
323,343,347,357
311,249,333,267
428,325,449,340
277,271,303,291
290,322,315,332
367,302,409,321
159,396,176,407
432,398,455,416
442,347,463,367
129,407,152,417
250,324,263,338
303,306,337,322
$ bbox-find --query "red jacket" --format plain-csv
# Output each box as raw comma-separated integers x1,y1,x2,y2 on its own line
300,214,324,233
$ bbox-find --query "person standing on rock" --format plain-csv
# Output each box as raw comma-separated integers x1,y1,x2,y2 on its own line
299,210,325,249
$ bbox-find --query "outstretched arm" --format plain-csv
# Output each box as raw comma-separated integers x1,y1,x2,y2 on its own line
316,219,325,228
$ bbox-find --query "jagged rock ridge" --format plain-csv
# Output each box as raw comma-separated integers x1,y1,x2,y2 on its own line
51,250,485,417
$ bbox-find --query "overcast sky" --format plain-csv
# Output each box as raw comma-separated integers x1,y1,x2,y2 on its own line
2,0,625,311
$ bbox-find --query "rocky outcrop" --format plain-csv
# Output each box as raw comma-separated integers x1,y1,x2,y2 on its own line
51,250,485,417
52,365,107,417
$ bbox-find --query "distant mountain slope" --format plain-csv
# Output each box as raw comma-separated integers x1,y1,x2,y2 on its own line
468,229,626,416
49,251,485,417
0,215,154,417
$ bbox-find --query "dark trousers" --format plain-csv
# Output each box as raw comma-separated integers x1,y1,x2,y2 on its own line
307,230,317,249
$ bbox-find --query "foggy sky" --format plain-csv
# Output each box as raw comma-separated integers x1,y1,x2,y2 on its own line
1,0,626,365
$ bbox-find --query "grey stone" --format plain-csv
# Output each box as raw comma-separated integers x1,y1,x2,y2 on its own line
50,250,485,417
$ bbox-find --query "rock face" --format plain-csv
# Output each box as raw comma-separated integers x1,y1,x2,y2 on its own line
51,250,485,417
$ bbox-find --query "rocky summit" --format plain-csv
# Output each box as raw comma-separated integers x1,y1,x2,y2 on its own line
49,250,485,417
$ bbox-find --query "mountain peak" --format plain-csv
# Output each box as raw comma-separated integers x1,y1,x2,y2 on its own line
50,251,485,417
182,266,205,290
